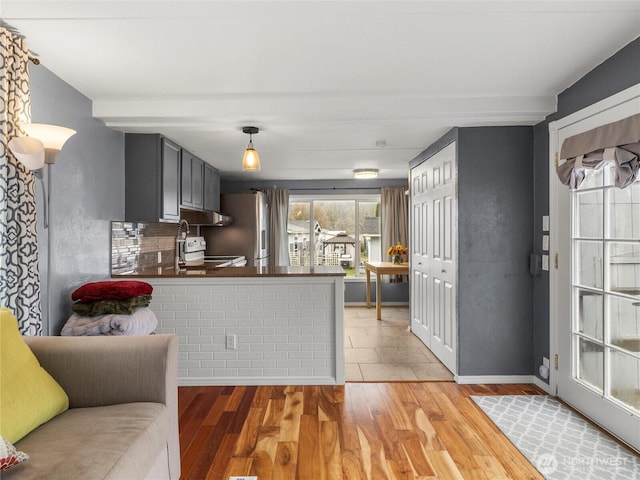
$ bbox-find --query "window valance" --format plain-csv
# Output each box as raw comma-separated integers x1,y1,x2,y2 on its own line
556,113,640,190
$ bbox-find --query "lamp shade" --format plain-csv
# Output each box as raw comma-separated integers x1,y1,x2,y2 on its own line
242,146,261,171
8,136,45,170
22,123,76,163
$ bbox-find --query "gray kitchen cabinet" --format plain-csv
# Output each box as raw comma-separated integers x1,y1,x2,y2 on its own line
125,133,181,222
181,150,204,210
204,163,220,211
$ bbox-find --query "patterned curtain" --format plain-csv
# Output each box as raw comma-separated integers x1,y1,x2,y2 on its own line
0,27,42,334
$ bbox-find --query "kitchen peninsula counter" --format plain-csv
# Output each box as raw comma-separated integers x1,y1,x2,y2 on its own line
118,266,345,387
113,265,345,278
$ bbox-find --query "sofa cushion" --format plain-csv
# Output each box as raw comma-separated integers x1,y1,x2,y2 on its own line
4,402,168,480
0,308,69,443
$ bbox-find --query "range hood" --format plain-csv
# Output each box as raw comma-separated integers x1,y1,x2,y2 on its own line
210,211,233,226
179,209,233,226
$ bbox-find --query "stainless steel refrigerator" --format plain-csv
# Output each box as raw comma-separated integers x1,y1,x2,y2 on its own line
203,191,269,267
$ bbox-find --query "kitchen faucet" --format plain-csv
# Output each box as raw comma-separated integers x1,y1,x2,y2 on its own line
175,219,190,271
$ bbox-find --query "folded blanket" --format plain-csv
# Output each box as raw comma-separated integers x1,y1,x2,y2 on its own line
71,281,153,302
71,295,152,317
61,307,158,336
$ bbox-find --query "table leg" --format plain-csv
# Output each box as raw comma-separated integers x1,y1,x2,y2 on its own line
376,272,382,320
365,269,371,308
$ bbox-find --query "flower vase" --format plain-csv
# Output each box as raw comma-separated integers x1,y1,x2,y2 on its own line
393,255,403,265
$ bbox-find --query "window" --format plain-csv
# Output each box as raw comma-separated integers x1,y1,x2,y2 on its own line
288,195,381,277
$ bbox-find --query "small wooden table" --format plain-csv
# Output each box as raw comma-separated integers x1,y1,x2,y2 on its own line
364,261,409,320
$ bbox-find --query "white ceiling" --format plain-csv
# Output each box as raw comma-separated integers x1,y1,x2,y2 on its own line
3,1,639,181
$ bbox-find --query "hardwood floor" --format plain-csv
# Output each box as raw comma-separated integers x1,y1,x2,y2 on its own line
178,382,546,479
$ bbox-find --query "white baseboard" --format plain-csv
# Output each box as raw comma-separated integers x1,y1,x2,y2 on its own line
178,376,342,387
533,375,552,394
456,375,535,385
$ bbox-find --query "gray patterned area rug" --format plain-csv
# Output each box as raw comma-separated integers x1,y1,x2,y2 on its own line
471,395,640,480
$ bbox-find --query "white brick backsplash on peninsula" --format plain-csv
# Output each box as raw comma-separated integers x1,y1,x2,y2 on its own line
145,276,344,386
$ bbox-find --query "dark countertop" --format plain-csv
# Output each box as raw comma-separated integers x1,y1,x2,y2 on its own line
112,265,346,278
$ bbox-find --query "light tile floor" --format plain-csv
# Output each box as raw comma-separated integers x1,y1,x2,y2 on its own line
344,306,454,382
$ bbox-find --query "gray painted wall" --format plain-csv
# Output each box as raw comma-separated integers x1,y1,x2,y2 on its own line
221,178,410,304
532,121,550,381
531,37,640,382
29,66,125,335
457,127,534,376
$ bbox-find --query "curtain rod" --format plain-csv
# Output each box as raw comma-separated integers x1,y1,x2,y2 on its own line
289,187,381,192
251,187,380,192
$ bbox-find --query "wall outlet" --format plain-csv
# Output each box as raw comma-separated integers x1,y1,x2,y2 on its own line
157,251,162,263
543,356,550,368
542,254,549,271
226,334,237,350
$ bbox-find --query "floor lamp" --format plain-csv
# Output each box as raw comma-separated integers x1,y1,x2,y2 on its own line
9,123,76,333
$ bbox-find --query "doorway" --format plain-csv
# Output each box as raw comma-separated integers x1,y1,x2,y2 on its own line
550,85,640,451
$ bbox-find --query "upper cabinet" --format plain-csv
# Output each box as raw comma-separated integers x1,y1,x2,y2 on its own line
125,133,221,222
125,134,181,222
181,150,204,210
204,163,220,212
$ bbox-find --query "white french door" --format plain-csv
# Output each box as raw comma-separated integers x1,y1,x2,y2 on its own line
551,85,640,452
410,142,457,374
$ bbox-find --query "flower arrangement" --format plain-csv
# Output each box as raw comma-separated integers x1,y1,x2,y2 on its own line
387,243,408,264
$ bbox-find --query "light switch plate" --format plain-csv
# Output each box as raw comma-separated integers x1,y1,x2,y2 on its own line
542,215,550,232
542,255,549,271
542,235,549,251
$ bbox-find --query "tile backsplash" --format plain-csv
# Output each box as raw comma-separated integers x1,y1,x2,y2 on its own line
111,221,177,274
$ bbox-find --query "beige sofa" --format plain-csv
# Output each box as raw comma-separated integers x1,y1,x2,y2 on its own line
4,334,180,480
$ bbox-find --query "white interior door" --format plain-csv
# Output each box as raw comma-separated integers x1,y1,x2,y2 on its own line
410,142,457,374
551,86,640,452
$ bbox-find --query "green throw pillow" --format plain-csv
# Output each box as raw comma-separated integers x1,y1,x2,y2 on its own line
0,308,69,443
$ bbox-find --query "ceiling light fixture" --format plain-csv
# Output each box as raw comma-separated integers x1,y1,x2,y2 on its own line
242,126,260,171
353,168,379,179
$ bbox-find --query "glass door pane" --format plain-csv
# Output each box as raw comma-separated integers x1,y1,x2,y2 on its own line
573,173,640,415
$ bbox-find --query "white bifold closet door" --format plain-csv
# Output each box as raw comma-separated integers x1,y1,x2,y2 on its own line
410,142,457,375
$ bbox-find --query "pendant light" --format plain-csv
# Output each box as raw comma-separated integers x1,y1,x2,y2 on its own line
242,126,260,171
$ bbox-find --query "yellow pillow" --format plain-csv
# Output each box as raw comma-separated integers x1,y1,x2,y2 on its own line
0,308,69,443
